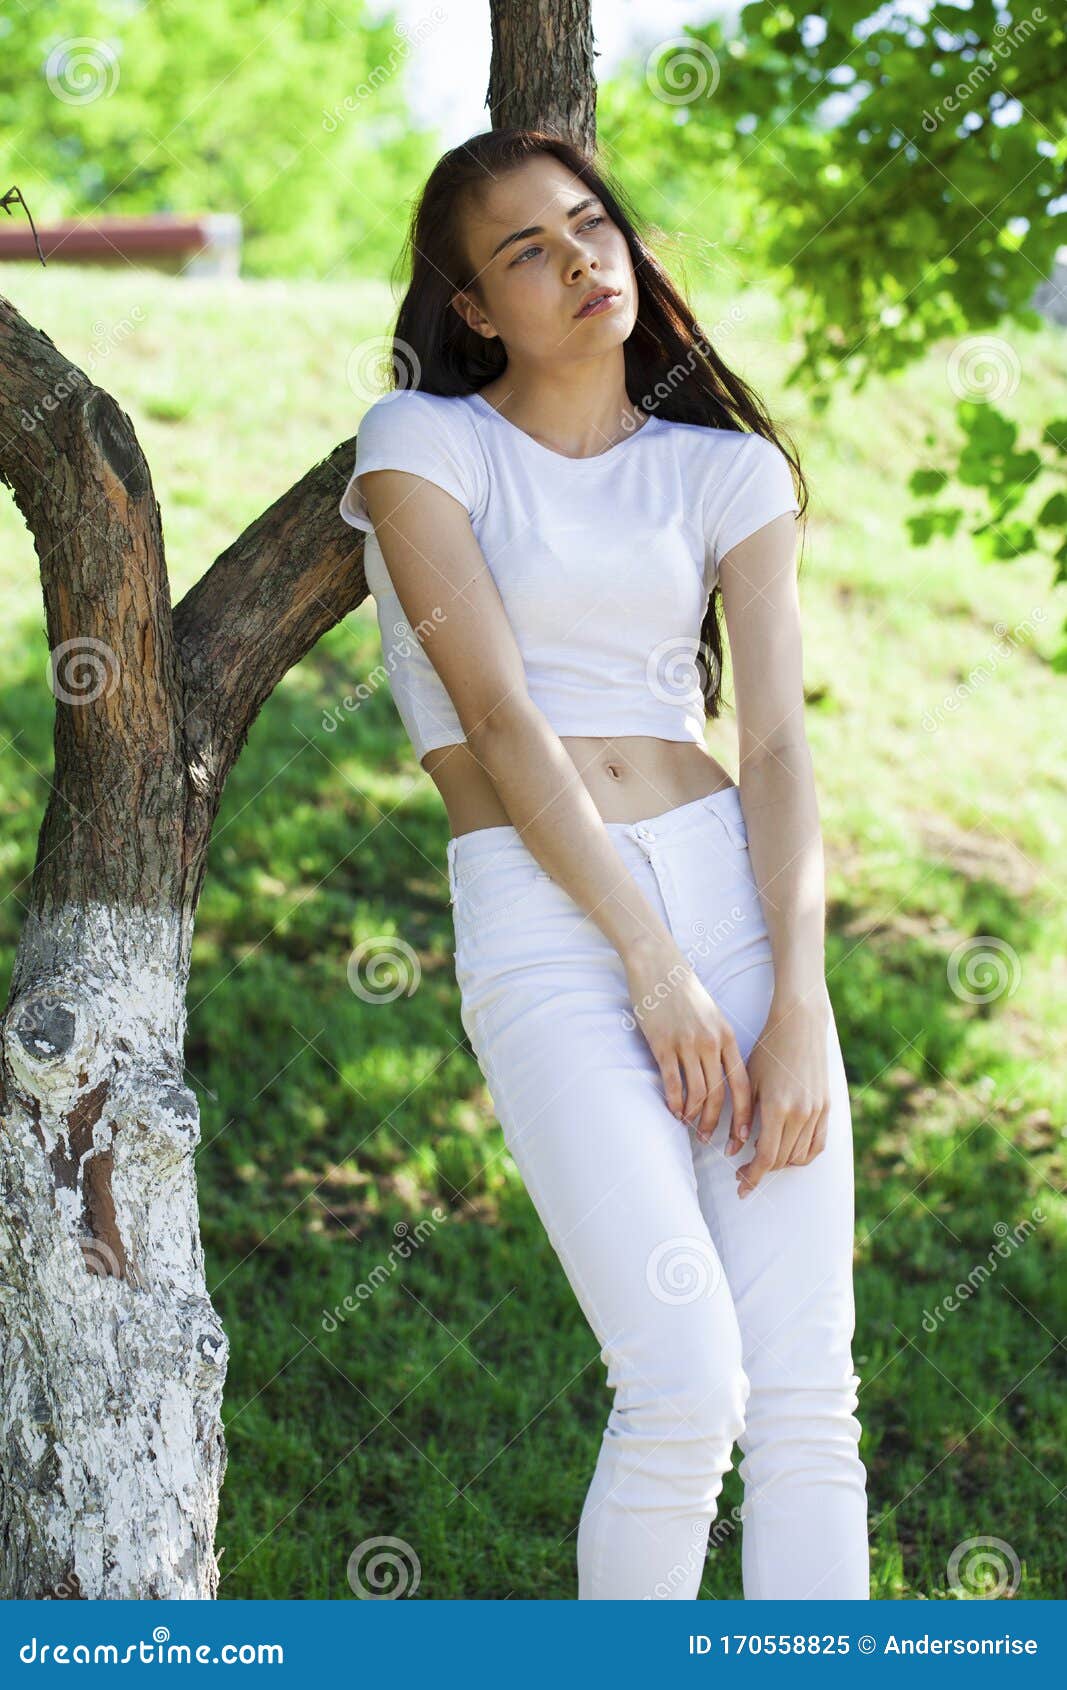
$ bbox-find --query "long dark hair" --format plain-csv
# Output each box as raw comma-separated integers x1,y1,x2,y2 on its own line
385,127,808,722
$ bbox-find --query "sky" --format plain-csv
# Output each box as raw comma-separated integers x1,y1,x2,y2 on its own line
369,0,732,145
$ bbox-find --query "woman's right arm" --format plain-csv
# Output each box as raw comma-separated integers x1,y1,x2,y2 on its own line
357,465,752,1146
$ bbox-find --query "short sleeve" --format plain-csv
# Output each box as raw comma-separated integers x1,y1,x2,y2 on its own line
705,433,799,588
339,391,481,532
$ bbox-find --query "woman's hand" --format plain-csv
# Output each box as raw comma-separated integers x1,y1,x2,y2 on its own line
625,940,753,1145
734,994,831,1198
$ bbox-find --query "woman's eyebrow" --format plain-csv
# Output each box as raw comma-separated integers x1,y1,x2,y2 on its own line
488,196,602,261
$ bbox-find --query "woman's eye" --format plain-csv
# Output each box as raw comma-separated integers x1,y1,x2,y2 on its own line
512,215,607,265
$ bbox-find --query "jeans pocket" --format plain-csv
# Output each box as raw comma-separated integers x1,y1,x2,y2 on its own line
453,854,553,942
712,804,750,852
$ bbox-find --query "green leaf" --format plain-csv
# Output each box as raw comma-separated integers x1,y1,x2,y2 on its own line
909,468,948,496
974,522,1036,562
1037,492,1067,527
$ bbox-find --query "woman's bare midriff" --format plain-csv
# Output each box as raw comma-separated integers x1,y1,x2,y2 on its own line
422,735,736,839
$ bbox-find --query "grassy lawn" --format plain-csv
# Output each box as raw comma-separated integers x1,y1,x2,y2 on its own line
1,262,1064,1600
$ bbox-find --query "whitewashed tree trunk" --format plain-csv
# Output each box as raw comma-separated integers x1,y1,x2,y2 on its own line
0,906,226,1598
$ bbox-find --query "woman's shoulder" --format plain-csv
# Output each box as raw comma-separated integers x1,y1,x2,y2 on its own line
654,414,755,454
353,389,485,483
358,386,475,433
655,416,793,479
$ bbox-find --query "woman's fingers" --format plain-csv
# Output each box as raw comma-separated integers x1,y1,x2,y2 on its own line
720,1028,752,1154
693,1051,725,1142
658,1050,686,1120
736,1093,833,1194
784,1117,814,1165
789,1101,829,1165
810,1103,830,1159
678,1044,710,1133
735,1105,784,1197
657,1020,750,1149
635,972,753,1151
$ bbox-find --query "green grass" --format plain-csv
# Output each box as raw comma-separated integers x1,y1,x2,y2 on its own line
1,262,1064,1600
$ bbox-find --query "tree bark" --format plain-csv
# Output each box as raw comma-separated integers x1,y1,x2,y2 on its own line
0,296,367,1597
488,0,597,155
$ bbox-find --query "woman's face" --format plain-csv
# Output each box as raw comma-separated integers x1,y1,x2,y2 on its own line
452,154,638,367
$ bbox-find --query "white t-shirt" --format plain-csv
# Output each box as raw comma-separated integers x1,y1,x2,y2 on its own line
338,388,799,763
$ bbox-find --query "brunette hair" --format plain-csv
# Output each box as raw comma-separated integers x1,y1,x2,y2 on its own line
384,127,808,721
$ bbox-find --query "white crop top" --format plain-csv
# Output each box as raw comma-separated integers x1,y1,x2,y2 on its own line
338,388,799,763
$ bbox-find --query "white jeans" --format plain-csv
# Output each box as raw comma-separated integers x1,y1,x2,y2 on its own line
447,786,869,1600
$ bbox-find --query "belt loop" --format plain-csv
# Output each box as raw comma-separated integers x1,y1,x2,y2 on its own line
446,836,459,904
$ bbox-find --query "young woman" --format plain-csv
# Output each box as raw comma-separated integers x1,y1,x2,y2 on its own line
338,128,869,1602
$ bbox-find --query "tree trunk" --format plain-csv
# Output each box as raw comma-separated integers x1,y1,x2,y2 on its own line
0,299,367,1596
0,909,226,1599
488,0,596,155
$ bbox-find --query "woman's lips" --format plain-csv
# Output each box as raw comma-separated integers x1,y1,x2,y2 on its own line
575,289,621,320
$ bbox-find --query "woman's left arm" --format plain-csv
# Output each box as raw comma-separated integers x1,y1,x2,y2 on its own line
717,505,832,1198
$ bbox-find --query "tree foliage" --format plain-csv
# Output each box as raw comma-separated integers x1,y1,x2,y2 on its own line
662,0,1067,657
